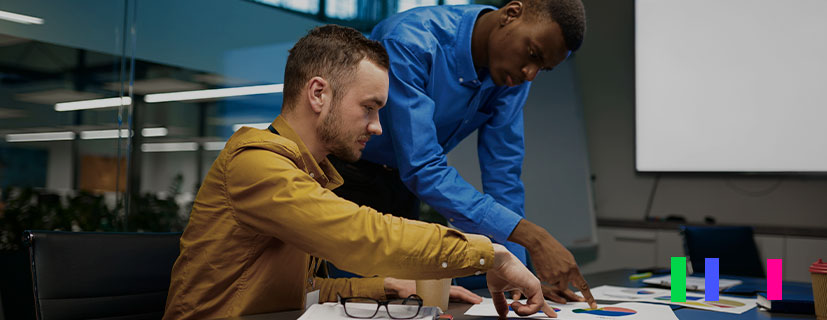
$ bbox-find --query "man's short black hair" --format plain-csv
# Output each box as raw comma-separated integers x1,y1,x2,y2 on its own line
522,0,586,52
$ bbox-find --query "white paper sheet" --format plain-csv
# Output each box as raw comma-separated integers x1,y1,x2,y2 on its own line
589,285,757,314
464,298,678,319
298,302,439,320
642,275,742,291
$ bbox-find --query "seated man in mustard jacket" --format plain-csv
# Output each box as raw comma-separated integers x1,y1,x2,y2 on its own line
163,25,559,319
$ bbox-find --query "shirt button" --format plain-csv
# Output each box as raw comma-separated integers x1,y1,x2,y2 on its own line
309,172,315,178
458,77,464,83
479,258,485,266
441,262,448,268
449,218,454,222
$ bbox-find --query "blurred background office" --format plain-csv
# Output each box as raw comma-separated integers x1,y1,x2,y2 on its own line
0,0,825,319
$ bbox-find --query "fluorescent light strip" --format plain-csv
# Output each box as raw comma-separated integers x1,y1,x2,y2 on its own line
80,129,129,140
203,141,226,151
141,127,168,137
141,142,198,152
79,127,168,140
144,84,283,103
6,131,74,142
232,122,270,131
0,10,44,25
55,97,132,111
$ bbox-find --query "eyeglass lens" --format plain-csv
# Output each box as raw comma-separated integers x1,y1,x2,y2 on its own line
385,297,421,318
343,298,380,318
343,297,421,319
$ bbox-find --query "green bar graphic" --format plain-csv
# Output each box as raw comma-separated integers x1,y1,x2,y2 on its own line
671,257,686,302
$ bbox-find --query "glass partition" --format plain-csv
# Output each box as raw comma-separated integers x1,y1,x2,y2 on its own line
1,0,132,238
0,1,132,317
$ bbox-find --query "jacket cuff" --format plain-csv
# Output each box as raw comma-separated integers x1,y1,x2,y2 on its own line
464,233,495,274
352,277,387,300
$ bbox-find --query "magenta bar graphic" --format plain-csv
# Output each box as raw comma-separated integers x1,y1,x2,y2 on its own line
767,259,783,300
705,258,719,301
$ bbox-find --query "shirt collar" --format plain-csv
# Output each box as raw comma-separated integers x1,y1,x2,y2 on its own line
455,5,496,89
271,115,344,189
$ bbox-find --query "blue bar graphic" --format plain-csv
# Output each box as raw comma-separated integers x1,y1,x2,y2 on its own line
705,258,719,301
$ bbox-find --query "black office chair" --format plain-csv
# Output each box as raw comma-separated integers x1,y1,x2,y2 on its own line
24,230,181,320
680,225,765,278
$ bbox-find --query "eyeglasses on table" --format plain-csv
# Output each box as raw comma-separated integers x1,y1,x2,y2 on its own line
337,293,424,319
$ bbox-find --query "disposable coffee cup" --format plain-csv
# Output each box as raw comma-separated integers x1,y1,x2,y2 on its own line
811,259,827,320
416,278,451,312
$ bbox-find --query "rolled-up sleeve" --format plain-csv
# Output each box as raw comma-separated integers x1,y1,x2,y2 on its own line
313,277,386,303
225,147,494,280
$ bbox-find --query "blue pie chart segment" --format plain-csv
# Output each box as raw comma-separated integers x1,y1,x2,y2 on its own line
572,307,637,316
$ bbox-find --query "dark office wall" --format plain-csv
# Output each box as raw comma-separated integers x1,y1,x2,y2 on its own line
573,0,827,228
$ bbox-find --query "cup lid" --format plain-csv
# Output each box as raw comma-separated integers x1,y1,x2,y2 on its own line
810,259,827,274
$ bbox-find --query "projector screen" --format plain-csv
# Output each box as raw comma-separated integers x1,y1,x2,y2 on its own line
635,0,827,172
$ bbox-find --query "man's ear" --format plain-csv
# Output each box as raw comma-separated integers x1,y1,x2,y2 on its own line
500,1,524,26
306,76,328,114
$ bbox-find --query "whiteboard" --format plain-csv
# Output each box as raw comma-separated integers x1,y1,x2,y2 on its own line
447,61,597,248
636,0,827,172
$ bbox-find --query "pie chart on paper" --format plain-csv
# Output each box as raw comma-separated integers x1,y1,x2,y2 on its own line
655,295,703,301
706,299,745,308
572,307,638,316
621,289,656,295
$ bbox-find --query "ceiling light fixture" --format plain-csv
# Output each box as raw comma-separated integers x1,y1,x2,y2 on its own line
0,10,44,25
79,127,168,140
55,97,132,111
80,129,129,140
6,131,74,142
203,141,226,151
141,127,169,137
144,84,283,103
141,142,199,152
5,127,167,142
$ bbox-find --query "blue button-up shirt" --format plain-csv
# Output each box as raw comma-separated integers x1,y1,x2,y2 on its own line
364,5,531,263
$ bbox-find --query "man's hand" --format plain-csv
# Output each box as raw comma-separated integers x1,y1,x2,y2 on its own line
508,219,598,308
487,243,558,319
383,278,483,304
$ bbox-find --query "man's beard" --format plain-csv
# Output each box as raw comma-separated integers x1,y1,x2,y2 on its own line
317,102,365,162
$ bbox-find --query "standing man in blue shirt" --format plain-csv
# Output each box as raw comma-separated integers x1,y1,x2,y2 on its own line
329,0,596,307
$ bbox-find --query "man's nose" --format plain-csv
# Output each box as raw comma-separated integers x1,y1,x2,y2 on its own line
523,64,539,82
368,112,382,135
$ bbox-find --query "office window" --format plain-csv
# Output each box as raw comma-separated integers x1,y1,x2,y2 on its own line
249,0,474,30
327,0,357,19
397,0,438,13
252,0,319,14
